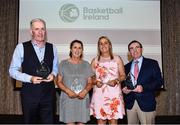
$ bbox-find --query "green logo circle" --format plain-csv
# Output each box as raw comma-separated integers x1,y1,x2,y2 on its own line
59,4,79,22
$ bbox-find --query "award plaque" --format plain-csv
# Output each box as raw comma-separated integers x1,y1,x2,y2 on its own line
36,61,50,79
71,78,83,94
123,72,135,90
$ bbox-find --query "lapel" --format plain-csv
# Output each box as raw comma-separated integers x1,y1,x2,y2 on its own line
137,57,147,81
126,61,132,75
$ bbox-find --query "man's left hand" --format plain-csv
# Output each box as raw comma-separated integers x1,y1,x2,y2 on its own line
42,74,54,82
133,85,143,93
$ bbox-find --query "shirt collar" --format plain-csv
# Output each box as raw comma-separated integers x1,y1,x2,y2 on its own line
133,56,143,64
31,40,45,48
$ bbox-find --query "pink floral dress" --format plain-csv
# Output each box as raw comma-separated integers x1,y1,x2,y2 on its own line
90,56,125,120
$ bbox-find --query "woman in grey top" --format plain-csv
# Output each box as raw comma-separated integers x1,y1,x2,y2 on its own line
56,40,94,124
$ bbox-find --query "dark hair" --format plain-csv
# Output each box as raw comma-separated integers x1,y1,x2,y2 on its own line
69,40,84,58
128,40,143,51
97,36,114,61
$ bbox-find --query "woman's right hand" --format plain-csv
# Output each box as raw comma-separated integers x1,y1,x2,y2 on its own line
96,81,103,88
66,89,78,98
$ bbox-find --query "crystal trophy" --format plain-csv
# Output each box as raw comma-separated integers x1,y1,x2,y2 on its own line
36,60,50,79
123,72,135,90
71,78,83,94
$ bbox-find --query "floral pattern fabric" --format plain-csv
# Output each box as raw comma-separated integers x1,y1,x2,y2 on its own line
95,61,118,83
90,57,125,120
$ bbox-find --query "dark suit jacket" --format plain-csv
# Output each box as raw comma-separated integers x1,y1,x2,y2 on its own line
124,57,164,112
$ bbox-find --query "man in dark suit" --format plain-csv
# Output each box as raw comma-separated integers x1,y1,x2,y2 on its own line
9,18,59,123
122,40,164,124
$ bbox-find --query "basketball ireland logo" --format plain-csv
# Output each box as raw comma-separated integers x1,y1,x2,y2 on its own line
59,4,79,22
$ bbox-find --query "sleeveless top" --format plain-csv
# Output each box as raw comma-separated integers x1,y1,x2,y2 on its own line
90,55,125,120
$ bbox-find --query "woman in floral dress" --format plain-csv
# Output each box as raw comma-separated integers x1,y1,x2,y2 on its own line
90,36,126,124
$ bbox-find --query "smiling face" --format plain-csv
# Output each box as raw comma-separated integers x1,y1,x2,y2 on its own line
98,37,112,56
30,20,46,43
128,42,143,60
70,42,83,58
99,38,111,53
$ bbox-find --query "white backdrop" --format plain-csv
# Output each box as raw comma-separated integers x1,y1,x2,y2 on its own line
19,0,161,69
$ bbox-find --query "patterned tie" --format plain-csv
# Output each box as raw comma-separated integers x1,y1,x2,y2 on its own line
134,61,139,81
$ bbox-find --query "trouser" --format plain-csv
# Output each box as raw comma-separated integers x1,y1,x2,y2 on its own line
127,100,156,124
21,83,56,124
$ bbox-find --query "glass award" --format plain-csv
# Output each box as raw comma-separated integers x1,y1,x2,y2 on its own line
123,72,135,90
71,78,83,94
36,60,50,79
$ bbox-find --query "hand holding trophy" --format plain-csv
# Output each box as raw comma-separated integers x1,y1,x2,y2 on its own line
71,78,83,94
36,60,50,79
123,72,135,90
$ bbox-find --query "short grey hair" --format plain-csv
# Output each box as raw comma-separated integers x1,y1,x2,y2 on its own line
30,18,47,42
30,18,46,29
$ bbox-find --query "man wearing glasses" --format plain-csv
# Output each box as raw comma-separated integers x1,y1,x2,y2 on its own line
122,40,164,124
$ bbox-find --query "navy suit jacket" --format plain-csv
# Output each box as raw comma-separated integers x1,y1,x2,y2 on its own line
124,57,164,112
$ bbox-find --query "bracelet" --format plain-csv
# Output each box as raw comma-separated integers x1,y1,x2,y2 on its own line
115,79,120,84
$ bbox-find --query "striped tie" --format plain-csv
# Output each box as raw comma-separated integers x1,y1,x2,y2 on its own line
134,61,139,81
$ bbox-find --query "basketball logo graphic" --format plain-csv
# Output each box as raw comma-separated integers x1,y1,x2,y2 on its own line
59,4,79,22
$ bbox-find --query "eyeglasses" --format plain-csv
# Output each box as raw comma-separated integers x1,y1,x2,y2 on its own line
129,46,141,51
